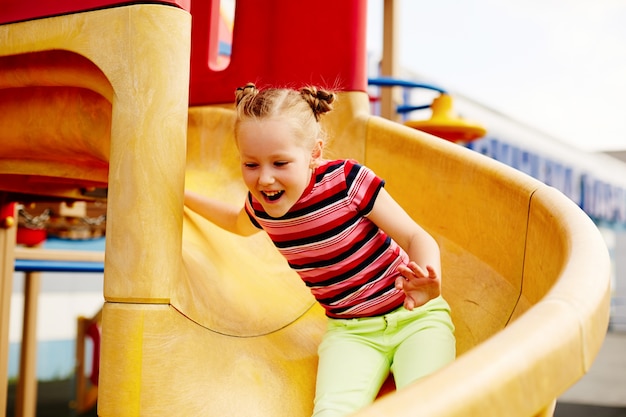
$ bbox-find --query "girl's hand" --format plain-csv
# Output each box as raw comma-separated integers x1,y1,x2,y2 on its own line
395,262,441,310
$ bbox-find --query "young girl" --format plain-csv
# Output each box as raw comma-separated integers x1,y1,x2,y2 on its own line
184,83,456,417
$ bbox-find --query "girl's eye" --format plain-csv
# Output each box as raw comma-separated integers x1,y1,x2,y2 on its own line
274,161,288,167
243,162,258,169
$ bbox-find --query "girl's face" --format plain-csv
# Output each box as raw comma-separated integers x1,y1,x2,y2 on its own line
237,118,321,218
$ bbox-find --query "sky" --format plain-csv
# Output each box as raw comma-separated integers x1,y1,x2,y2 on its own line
366,0,626,152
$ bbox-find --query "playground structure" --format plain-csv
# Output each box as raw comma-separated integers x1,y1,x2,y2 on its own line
0,1,611,416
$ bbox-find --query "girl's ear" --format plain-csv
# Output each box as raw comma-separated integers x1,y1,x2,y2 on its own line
310,140,323,167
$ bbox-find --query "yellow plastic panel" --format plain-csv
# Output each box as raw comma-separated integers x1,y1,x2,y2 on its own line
524,186,611,371
364,117,542,354
99,301,325,417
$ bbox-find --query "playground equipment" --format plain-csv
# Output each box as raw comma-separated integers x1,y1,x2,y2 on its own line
368,77,487,142
0,1,610,416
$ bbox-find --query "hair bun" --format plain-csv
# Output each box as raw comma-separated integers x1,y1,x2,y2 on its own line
300,86,335,121
235,83,258,106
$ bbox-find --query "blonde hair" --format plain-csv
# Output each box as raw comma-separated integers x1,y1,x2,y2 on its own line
234,83,335,151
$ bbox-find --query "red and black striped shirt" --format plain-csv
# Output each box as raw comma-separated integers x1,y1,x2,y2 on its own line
245,159,408,318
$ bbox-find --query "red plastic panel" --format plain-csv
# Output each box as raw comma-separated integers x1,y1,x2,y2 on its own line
189,0,368,105
0,0,191,24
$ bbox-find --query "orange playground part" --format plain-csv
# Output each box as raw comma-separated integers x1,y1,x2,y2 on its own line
0,1,610,417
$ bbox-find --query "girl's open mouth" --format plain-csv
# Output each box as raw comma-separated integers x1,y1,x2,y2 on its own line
262,190,284,202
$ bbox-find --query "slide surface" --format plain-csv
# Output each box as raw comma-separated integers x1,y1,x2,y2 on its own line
0,6,611,416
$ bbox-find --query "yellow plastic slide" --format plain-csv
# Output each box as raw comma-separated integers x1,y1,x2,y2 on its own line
0,5,610,417
172,97,610,417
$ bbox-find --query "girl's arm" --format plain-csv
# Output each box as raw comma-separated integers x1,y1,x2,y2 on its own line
184,190,260,236
367,188,442,310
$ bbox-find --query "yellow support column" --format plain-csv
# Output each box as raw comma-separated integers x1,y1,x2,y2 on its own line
0,4,191,415
102,5,190,302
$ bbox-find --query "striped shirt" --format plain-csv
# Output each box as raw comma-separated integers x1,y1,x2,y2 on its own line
245,159,408,318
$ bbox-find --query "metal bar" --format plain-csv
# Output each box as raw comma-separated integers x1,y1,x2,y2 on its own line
14,259,104,273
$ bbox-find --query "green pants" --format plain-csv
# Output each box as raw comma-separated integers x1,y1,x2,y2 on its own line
312,296,455,417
